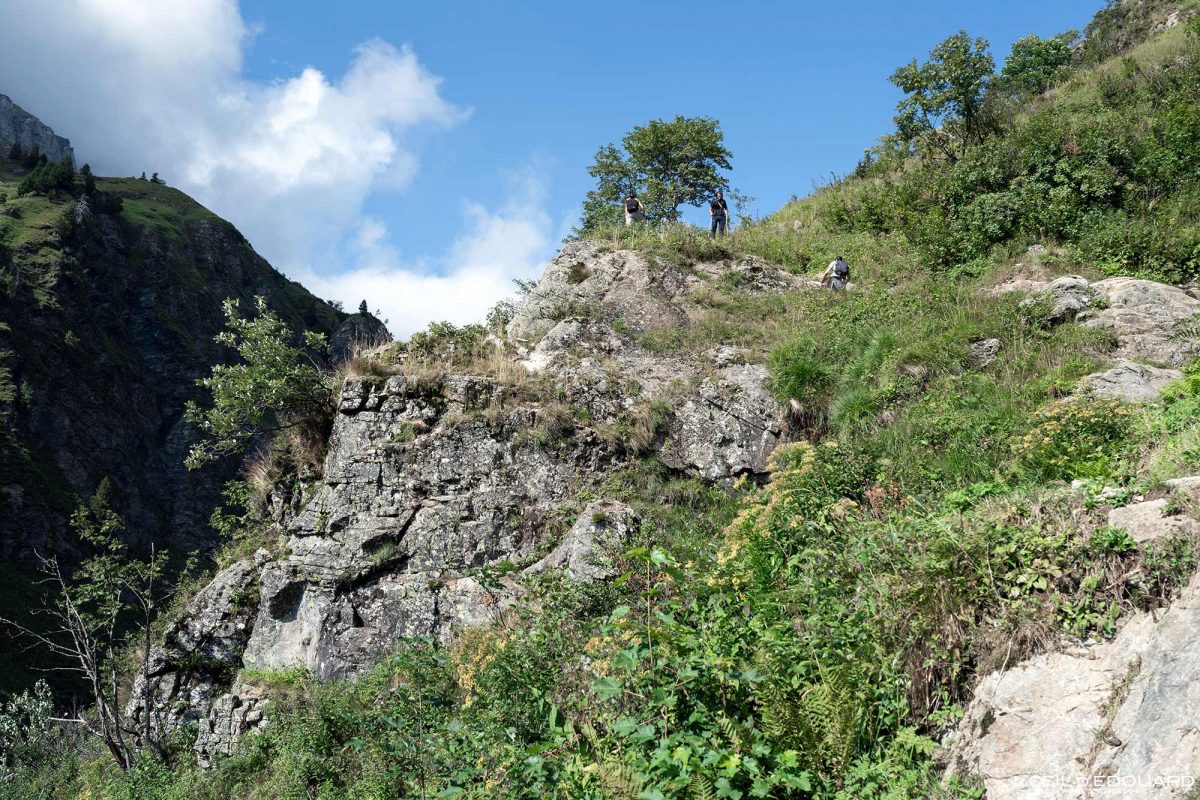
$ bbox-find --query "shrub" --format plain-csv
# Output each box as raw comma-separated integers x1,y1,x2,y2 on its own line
1010,394,1134,480
767,337,834,421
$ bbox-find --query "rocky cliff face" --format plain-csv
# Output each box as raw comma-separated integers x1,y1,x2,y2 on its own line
0,94,73,163
0,172,348,563
131,240,800,762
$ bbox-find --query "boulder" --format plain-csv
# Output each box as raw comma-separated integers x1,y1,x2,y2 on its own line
525,500,639,581
1078,359,1181,403
662,364,782,479
506,241,691,349
330,312,392,362
968,338,1001,369
944,572,1200,799
1020,275,1096,325
1107,498,1200,544
194,683,269,768
1084,278,1200,367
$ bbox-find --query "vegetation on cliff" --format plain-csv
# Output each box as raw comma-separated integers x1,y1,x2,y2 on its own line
6,1,1200,798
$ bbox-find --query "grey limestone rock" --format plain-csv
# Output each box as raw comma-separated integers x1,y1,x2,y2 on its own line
194,683,269,768
1084,277,1200,367
1108,498,1200,544
139,238,802,758
967,338,1001,369
1078,359,1181,403
1021,274,1096,325
525,500,639,582
662,364,782,480
0,94,73,163
944,572,1200,799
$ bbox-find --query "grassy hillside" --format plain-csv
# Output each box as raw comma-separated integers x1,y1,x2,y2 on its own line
7,2,1200,798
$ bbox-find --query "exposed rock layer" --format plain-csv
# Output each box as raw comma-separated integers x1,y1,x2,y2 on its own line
131,242,798,760
0,94,73,163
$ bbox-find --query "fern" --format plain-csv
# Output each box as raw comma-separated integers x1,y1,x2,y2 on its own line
757,665,865,784
1170,314,1200,342
596,760,644,799
688,774,718,800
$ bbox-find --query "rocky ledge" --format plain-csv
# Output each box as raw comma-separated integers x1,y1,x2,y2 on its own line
131,240,802,763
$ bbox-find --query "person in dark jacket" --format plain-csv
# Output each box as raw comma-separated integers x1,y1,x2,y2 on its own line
710,191,729,238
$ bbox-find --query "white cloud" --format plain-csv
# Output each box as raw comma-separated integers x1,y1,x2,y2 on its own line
295,167,553,336
0,0,554,336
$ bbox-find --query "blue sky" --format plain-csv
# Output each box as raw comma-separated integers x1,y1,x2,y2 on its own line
0,0,1101,333
238,0,1099,245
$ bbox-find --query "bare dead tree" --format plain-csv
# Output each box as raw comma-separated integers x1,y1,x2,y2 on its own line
0,480,170,770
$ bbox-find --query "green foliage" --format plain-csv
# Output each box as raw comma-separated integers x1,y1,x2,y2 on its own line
580,116,732,231
766,338,833,419
890,31,995,160
404,321,492,366
17,156,75,198
14,4,1200,798
1010,395,1134,481
80,163,96,195
0,680,58,784
999,33,1074,96
185,297,330,469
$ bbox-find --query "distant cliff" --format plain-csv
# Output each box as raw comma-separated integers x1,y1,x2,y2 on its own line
0,94,74,163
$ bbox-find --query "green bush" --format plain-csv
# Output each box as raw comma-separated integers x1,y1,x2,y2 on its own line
1010,394,1134,480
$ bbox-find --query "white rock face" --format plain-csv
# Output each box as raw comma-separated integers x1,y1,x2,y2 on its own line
944,573,1200,799
1108,498,1200,544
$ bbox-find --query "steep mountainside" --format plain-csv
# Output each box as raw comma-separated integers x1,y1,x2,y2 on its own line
0,94,73,164
0,166,346,558
10,2,1200,798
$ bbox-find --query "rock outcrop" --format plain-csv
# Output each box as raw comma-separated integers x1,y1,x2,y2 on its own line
1001,273,1200,402
1084,277,1200,367
1078,359,1181,403
944,488,1200,799
0,94,73,163
330,311,392,362
132,241,800,759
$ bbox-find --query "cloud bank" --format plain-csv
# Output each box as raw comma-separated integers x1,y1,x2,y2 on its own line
0,0,554,335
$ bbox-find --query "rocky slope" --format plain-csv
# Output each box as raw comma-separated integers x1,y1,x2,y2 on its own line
135,241,1200,775
945,531,1200,799
0,94,73,163
131,240,802,762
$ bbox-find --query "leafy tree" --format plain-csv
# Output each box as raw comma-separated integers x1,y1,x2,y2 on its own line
185,296,330,469
890,31,995,161
999,33,1075,95
6,141,21,161
20,146,40,169
0,481,170,770
358,299,369,315
0,680,59,783
578,115,732,230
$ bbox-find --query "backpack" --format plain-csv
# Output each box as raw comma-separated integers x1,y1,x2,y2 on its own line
625,198,640,213
833,260,849,279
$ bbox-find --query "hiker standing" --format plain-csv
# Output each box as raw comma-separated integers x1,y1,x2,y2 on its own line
821,256,851,290
624,192,647,225
710,191,729,238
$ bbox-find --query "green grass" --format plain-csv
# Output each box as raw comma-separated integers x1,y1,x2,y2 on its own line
8,4,1200,799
